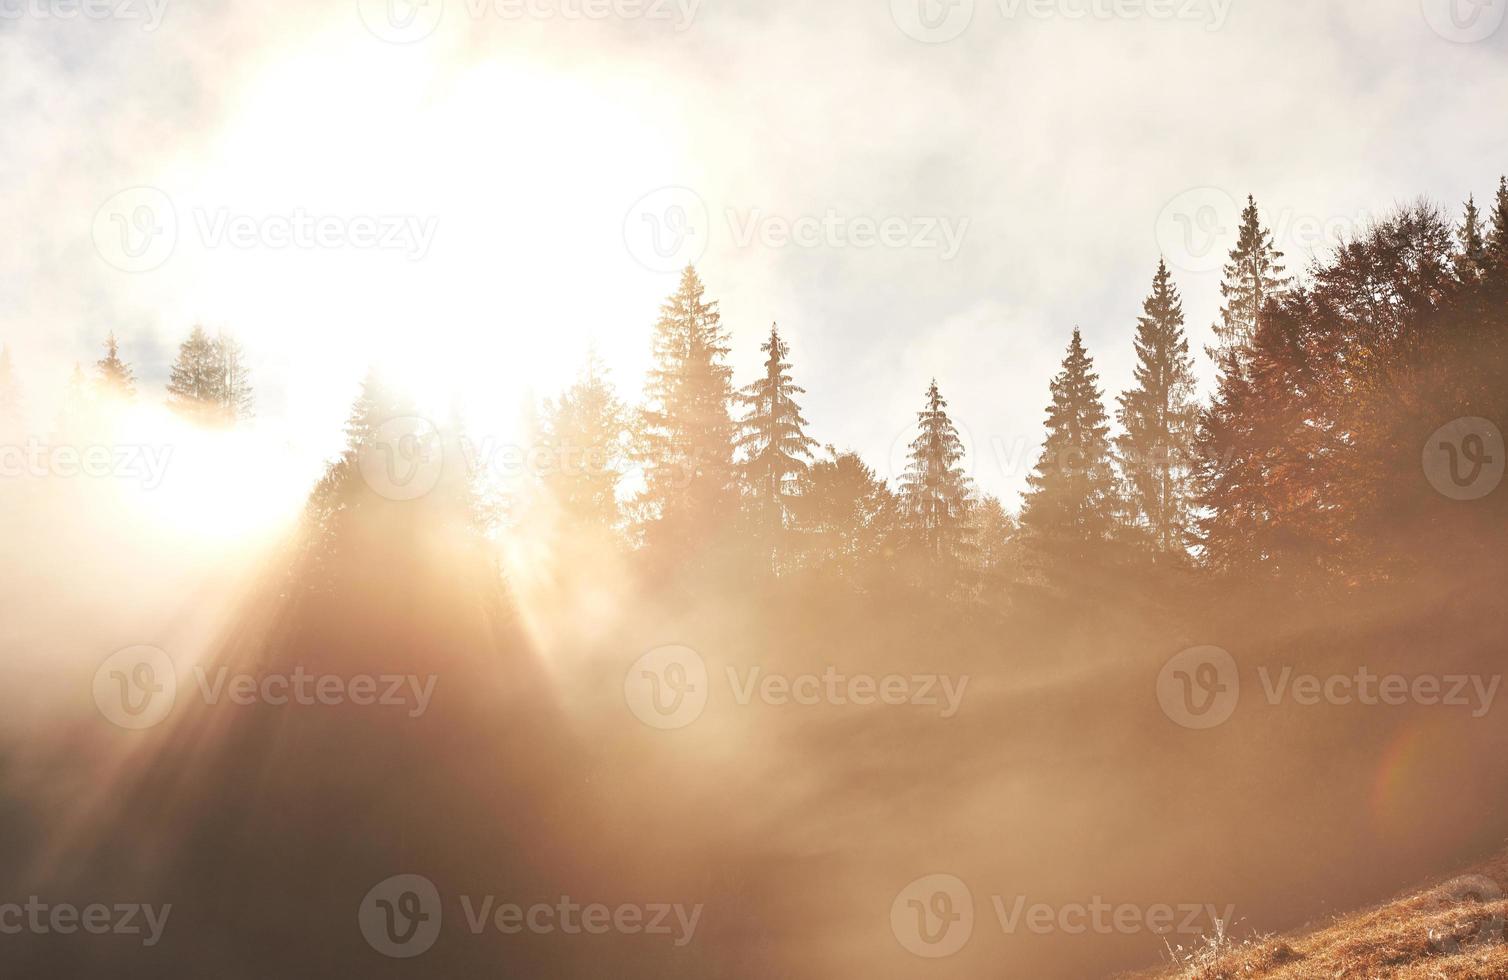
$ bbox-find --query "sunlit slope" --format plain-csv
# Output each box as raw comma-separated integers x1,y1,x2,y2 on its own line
1136,852,1508,979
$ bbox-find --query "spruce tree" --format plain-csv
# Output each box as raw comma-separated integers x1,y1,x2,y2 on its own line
540,349,629,531
1212,195,1290,359
794,449,894,578
94,333,136,401
166,326,222,422
214,330,255,423
1488,176,1508,271
1458,194,1489,281
1116,260,1199,556
1021,329,1120,561
897,379,972,561
637,265,738,548
736,322,817,530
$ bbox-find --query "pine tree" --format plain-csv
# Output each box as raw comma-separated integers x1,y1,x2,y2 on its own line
737,322,817,531
637,265,738,548
1116,260,1199,556
1458,194,1490,281
897,379,972,561
1488,176,1508,271
214,330,255,423
1021,329,1120,562
794,449,895,578
166,325,222,422
540,349,630,531
94,332,136,401
1212,195,1290,360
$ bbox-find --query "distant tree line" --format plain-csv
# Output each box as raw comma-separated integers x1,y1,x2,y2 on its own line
9,176,1507,603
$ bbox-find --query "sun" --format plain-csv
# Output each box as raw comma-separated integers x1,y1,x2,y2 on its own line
148,35,691,461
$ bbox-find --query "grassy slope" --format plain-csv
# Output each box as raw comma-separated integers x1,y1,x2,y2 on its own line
1133,851,1508,979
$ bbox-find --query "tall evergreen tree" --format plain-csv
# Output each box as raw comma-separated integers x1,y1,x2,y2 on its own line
166,326,222,422
1212,195,1291,360
1488,176,1508,271
794,449,895,579
1116,260,1199,556
214,330,255,423
737,322,817,530
1458,194,1490,281
94,332,135,401
637,265,738,549
540,349,630,531
897,379,972,561
1021,329,1120,562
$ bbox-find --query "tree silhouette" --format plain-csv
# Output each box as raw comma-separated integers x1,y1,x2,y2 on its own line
94,332,135,401
737,322,817,541
637,265,738,553
898,379,972,563
1021,329,1120,567
1117,260,1199,557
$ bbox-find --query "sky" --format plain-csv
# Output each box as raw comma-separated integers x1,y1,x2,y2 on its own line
2,0,1506,506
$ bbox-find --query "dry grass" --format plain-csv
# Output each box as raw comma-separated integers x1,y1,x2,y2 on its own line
1133,853,1508,979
